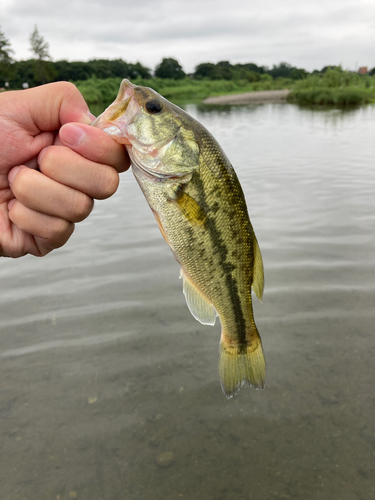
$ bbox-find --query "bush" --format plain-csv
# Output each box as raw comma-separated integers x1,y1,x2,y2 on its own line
287,87,375,106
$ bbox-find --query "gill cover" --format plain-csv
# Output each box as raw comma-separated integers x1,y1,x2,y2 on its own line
128,91,200,178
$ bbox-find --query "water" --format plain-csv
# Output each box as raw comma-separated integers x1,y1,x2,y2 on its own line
1,103,374,500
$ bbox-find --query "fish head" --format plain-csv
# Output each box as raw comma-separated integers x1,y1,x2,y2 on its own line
92,79,200,179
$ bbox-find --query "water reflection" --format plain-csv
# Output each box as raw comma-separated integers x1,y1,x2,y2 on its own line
0,103,374,500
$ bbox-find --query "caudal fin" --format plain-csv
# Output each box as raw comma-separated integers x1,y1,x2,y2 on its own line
218,335,266,399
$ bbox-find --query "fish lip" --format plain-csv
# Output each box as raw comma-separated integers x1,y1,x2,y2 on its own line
107,96,132,122
90,118,129,143
90,92,137,144
90,80,137,137
90,115,104,128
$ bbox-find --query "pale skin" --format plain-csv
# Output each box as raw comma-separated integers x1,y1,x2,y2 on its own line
0,82,130,258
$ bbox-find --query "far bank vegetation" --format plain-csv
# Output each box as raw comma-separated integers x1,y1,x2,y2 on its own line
1,26,375,107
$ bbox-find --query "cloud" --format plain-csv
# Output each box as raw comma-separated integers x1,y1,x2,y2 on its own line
2,0,375,72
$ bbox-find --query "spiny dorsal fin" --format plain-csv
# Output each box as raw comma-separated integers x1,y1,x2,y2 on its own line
252,233,264,302
180,269,216,325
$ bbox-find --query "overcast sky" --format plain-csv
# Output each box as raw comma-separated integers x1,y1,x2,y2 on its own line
2,0,375,73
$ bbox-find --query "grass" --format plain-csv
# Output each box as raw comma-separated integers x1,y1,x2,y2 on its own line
287,87,375,106
74,68,375,108
74,76,294,106
287,68,375,106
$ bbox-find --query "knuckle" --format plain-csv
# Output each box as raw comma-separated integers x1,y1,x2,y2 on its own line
37,221,75,255
11,168,33,198
69,193,94,222
55,81,80,100
39,147,58,177
95,167,119,199
48,219,74,247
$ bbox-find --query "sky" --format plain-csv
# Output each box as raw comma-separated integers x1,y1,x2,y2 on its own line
2,0,375,74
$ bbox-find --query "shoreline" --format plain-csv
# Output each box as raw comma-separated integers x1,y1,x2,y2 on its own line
202,89,291,105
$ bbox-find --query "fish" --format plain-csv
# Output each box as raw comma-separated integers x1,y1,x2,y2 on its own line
91,79,266,398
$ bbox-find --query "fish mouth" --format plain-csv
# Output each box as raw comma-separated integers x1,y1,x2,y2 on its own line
90,104,130,143
90,80,136,143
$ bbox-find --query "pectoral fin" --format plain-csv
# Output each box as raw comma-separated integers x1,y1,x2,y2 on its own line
252,233,264,302
180,269,216,325
171,190,207,226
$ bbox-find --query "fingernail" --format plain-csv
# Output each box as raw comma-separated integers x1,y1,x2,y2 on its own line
60,124,86,147
8,166,22,185
38,146,51,165
87,109,96,121
8,199,16,211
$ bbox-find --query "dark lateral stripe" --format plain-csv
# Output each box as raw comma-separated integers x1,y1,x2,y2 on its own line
192,169,247,348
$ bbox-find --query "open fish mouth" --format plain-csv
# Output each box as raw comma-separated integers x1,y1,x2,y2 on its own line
90,81,137,143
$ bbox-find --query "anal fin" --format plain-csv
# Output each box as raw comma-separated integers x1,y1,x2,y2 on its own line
180,269,216,326
252,233,264,302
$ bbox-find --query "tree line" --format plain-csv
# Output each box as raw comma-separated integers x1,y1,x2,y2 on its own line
1,25,374,90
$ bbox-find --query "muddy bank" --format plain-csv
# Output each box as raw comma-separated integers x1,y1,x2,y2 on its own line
202,88,291,104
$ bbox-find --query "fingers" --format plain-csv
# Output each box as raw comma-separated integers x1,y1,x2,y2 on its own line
1,83,128,259
9,167,94,223
59,122,130,173
38,145,120,200
5,124,127,258
8,200,75,255
24,82,93,131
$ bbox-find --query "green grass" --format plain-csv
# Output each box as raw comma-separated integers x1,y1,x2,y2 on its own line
74,76,294,106
287,87,375,106
74,68,375,108
287,68,375,106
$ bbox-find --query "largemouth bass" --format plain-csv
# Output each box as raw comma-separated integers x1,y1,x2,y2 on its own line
92,79,266,398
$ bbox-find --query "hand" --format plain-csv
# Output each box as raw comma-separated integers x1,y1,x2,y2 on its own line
0,82,130,258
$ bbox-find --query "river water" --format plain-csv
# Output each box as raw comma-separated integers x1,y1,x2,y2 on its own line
0,102,374,500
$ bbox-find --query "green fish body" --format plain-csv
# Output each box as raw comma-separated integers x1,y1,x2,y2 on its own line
92,79,266,398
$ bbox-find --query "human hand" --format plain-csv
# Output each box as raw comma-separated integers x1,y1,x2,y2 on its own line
0,82,130,258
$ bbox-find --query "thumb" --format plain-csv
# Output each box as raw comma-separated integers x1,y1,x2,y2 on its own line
24,82,93,131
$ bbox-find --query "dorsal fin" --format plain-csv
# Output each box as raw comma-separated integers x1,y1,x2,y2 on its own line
180,269,216,325
252,233,264,302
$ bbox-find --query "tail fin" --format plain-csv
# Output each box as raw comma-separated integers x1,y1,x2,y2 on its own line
219,334,266,399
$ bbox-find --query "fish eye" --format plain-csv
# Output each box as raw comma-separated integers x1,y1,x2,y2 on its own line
145,99,163,114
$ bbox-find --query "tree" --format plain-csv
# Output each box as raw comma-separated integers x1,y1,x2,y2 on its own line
215,61,233,80
154,58,185,79
194,62,216,79
0,27,15,87
0,27,14,64
290,68,308,80
129,61,152,79
29,25,55,85
29,25,51,60
268,62,293,79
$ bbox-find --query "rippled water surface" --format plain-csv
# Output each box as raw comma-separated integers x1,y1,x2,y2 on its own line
1,103,374,500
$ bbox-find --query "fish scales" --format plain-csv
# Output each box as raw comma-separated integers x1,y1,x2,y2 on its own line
92,79,266,398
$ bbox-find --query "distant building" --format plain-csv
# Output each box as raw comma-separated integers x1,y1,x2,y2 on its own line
358,67,368,75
